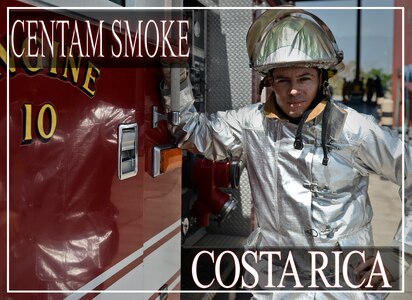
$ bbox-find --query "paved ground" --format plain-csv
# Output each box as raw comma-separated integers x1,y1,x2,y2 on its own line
369,174,411,299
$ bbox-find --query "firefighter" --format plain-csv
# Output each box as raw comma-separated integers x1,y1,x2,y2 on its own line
162,8,412,298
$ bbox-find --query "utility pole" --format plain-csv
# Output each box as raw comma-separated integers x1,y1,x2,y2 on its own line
356,0,362,81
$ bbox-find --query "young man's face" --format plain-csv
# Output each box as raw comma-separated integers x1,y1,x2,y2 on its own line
269,67,321,118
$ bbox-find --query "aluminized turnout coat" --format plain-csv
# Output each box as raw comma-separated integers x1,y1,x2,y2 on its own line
163,81,412,299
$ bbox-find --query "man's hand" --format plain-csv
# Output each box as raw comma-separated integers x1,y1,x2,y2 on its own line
354,255,394,289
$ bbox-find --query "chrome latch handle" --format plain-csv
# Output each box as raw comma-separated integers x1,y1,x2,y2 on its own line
152,106,180,128
118,123,138,180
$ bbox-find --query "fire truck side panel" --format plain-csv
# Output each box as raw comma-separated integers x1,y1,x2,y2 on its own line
142,66,182,292
8,68,145,292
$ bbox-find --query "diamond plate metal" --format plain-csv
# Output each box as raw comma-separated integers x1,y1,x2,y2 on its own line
205,2,254,237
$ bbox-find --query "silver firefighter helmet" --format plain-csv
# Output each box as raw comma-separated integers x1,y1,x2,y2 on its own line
246,8,344,76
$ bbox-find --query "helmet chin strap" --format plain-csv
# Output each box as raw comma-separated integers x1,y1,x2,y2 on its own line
293,69,332,166
320,69,332,166
321,100,332,165
321,69,332,101
258,74,269,96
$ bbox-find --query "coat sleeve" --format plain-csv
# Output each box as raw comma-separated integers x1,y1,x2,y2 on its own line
161,79,246,161
352,118,412,256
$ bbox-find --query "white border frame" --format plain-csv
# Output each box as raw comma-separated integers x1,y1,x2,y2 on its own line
6,5,405,295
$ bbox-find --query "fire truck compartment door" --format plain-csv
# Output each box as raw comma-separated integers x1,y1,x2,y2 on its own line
118,123,138,180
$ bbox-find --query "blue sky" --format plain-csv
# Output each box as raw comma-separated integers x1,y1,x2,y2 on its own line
297,0,395,75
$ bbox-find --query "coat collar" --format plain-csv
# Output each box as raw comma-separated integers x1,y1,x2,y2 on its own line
263,92,348,141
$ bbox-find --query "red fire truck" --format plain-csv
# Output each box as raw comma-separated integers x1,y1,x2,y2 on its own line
0,0,245,298
0,1,197,299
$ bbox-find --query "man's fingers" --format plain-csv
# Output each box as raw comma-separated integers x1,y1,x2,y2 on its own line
354,256,375,273
358,268,392,290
